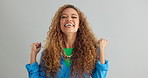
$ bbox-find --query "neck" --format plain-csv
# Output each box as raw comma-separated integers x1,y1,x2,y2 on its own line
64,33,76,48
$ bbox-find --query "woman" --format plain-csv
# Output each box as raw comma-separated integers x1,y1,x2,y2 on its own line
26,4,109,78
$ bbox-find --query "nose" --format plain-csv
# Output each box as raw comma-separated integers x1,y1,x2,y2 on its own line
66,17,72,21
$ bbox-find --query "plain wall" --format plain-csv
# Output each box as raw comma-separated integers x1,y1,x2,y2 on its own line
0,0,148,78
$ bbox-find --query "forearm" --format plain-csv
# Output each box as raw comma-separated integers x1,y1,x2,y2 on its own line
30,52,37,64
99,49,105,64
29,42,41,64
98,38,108,64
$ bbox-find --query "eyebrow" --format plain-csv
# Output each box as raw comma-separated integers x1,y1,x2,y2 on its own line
61,13,78,16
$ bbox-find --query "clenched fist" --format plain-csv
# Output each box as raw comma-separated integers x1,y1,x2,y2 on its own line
31,42,42,55
98,38,108,51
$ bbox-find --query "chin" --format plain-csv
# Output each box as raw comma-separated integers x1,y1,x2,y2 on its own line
63,31,77,34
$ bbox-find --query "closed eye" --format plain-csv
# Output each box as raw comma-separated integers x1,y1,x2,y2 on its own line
61,16,67,18
72,17,77,18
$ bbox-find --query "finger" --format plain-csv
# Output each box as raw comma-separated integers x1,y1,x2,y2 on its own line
38,42,41,46
101,38,104,40
34,44,38,49
35,43,41,48
99,38,103,42
35,43,38,47
101,39,105,43
37,44,41,48
34,42,40,47
33,43,39,49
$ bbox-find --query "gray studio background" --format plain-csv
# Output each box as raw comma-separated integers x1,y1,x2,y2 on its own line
0,0,148,78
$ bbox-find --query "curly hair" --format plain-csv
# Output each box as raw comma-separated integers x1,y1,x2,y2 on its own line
40,4,100,78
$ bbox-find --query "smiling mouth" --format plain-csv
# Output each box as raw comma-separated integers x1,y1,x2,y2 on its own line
64,23,74,27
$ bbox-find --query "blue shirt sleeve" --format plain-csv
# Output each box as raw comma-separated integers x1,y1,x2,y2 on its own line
92,60,109,78
25,62,46,78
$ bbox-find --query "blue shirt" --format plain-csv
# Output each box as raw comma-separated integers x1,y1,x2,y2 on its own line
26,48,109,78
25,56,109,78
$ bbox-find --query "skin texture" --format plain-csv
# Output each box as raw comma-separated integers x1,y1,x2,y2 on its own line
98,38,108,64
60,8,79,48
60,8,80,34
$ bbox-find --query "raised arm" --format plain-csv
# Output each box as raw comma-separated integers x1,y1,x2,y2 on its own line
25,42,46,78
30,42,41,64
98,38,108,64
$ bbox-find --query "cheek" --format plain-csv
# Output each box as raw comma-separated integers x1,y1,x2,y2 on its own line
60,20,65,26
75,20,80,27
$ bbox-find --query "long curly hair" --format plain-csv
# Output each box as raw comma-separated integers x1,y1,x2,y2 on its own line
40,4,100,78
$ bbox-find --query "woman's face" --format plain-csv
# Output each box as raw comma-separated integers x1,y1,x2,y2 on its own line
60,8,80,34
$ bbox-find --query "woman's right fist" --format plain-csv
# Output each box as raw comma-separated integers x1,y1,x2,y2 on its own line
31,42,42,55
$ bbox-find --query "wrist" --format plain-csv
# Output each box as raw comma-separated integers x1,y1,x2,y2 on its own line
100,49,105,52
30,51,37,56
30,52,37,64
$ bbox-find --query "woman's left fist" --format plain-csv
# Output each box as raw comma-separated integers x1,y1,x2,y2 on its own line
98,38,108,51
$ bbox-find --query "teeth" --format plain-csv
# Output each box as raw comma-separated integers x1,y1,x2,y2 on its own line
65,23,73,27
